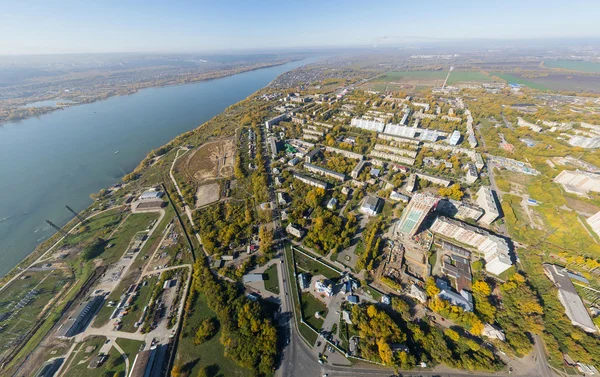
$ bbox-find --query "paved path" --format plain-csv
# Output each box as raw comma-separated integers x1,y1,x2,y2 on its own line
111,337,131,376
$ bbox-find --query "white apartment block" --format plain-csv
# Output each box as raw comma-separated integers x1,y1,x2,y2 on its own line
476,186,500,225
554,170,600,196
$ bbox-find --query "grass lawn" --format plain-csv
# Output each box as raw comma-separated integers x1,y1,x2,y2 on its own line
293,247,341,280
61,209,124,248
102,212,160,265
116,338,144,361
63,336,127,377
301,292,327,331
263,264,280,294
174,292,253,377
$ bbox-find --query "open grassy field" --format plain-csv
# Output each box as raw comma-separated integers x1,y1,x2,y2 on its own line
491,72,550,91
174,292,253,377
544,60,600,73
63,336,126,377
447,71,495,84
115,338,144,362
263,264,280,294
61,209,124,248
293,247,341,280
102,212,160,265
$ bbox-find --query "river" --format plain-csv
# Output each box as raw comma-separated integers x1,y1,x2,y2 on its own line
0,57,319,277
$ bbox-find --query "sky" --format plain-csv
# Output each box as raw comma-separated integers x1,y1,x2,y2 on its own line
1,0,599,55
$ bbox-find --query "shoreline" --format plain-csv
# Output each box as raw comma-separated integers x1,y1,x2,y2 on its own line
0,58,300,127
0,58,306,284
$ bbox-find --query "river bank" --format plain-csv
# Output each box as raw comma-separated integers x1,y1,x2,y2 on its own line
0,59,301,126
0,56,320,278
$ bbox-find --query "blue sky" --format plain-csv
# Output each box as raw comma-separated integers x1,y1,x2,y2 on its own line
1,0,599,55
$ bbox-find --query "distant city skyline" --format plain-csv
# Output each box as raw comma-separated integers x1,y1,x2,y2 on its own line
2,0,600,55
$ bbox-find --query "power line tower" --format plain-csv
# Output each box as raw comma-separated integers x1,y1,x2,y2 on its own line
65,205,86,225
46,220,68,237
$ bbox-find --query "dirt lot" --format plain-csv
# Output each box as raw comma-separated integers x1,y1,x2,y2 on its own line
184,139,235,183
195,183,220,208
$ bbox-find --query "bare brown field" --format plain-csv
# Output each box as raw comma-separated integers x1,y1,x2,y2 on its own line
195,183,220,208
183,139,235,183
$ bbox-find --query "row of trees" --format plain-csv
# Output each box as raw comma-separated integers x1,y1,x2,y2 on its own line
189,257,278,376
356,217,384,271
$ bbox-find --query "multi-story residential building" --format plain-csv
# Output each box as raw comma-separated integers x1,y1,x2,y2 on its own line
369,150,415,165
465,163,479,184
293,172,328,189
476,187,500,225
324,146,364,160
286,223,305,239
383,123,417,138
447,130,461,146
304,147,322,163
351,160,367,179
305,163,346,181
373,144,418,158
416,173,452,187
265,113,290,131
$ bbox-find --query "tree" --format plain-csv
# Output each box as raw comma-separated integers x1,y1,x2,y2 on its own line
82,238,107,261
195,317,218,344
171,364,183,377
425,277,440,297
444,328,460,342
438,184,464,201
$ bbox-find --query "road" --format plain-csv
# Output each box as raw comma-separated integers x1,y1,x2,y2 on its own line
169,147,205,250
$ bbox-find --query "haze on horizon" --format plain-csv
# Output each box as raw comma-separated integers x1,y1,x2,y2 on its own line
2,0,600,56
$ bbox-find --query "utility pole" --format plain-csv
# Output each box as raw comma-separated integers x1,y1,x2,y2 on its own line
65,205,86,225
45,220,68,237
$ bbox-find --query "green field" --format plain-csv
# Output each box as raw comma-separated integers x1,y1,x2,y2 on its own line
102,212,160,264
174,293,253,377
63,336,126,377
491,72,550,91
115,338,144,361
61,209,124,247
300,292,327,330
383,71,447,80
544,60,600,73
447,71,495,84
121,276,159,332
293,247,341,280
263,264,280,294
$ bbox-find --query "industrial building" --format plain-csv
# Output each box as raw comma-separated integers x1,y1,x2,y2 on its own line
34,358,64,377
553,169,600,196
360,196,382,216
129,345,169,377
56,295,104,338
383,123,417,138
430,216,512,275
568,135,600,149
543,264,597,333
350,117,386,132
394,192,438,236
305,163,346,181
139,190,164,201
587,211,600,238
476,187,501,225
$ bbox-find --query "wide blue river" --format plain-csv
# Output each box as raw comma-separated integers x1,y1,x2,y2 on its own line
0,57,317,277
